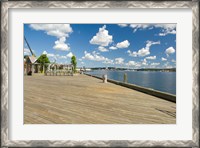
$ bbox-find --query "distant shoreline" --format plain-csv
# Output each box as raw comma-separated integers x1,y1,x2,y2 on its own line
85,67,176,72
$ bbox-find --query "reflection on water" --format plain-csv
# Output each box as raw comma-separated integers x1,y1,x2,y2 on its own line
86,70,176,95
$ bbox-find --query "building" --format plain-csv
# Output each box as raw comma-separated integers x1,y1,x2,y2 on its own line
24,55,41,75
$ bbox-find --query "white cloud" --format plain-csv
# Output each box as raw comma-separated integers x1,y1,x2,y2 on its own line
166,65,173,68
171,59,176,63
163,62,174,68
83,51,95,60
130,24,151,32
115,58,124,65
98,46,109,52
138,41,160,57
43,51,57,62
47,53,55,57
89,25,113,46
66,52,73,58
30,24,73,51
127,61,136,66
109,46,118,50
138,48,150,57
127,41,160,57
24,48,31,55
159,33,166,36
42,50,47,55
109,40,130,50
82,51,112,64
161,57,167,61
103,59,114,65
142,58,148,65
42,51,72,62
155,24,176,36
129,24,176,36
155,24,176,30
127,50,137,57
151,62,160,66
146,40,160,48
165,47,175,56
146,56,156,60
158,31,176,36
53,37,70,51
149,62,161,68
92,51,100,55
118,24,128,27
30,24,72,38
135,63,142,68
125,60,154,68
60,55,67,59
116,40,130,48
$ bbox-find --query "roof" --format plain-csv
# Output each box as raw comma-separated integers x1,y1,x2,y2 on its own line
28,56,37,64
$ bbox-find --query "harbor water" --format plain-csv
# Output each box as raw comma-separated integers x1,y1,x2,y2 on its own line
86,70,176,95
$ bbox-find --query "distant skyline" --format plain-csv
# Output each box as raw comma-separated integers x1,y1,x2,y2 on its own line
24,24,176,68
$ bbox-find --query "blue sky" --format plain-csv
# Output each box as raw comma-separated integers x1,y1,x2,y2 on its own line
24,24,176,68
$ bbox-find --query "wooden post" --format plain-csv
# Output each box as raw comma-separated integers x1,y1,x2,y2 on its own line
123,73,127,83
102,74,107,83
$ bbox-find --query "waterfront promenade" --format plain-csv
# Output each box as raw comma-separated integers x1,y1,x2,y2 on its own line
24,74,176,124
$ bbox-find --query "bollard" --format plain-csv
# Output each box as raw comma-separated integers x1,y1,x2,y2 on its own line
123,73,127,83
102,74,107,83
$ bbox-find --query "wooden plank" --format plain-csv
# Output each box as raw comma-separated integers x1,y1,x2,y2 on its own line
24,74,176,124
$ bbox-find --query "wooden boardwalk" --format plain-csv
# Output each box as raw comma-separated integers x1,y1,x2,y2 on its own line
24,74,176,124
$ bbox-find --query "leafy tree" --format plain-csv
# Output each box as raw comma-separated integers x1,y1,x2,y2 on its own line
37,54,50,72
71,55,77,73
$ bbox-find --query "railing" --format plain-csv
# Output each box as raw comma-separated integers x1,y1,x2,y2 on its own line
45,69,73,76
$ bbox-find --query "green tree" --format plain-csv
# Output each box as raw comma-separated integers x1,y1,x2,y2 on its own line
37,54,50,73
71,55,77,73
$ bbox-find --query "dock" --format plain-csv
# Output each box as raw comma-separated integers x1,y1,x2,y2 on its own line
24,74,176,124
